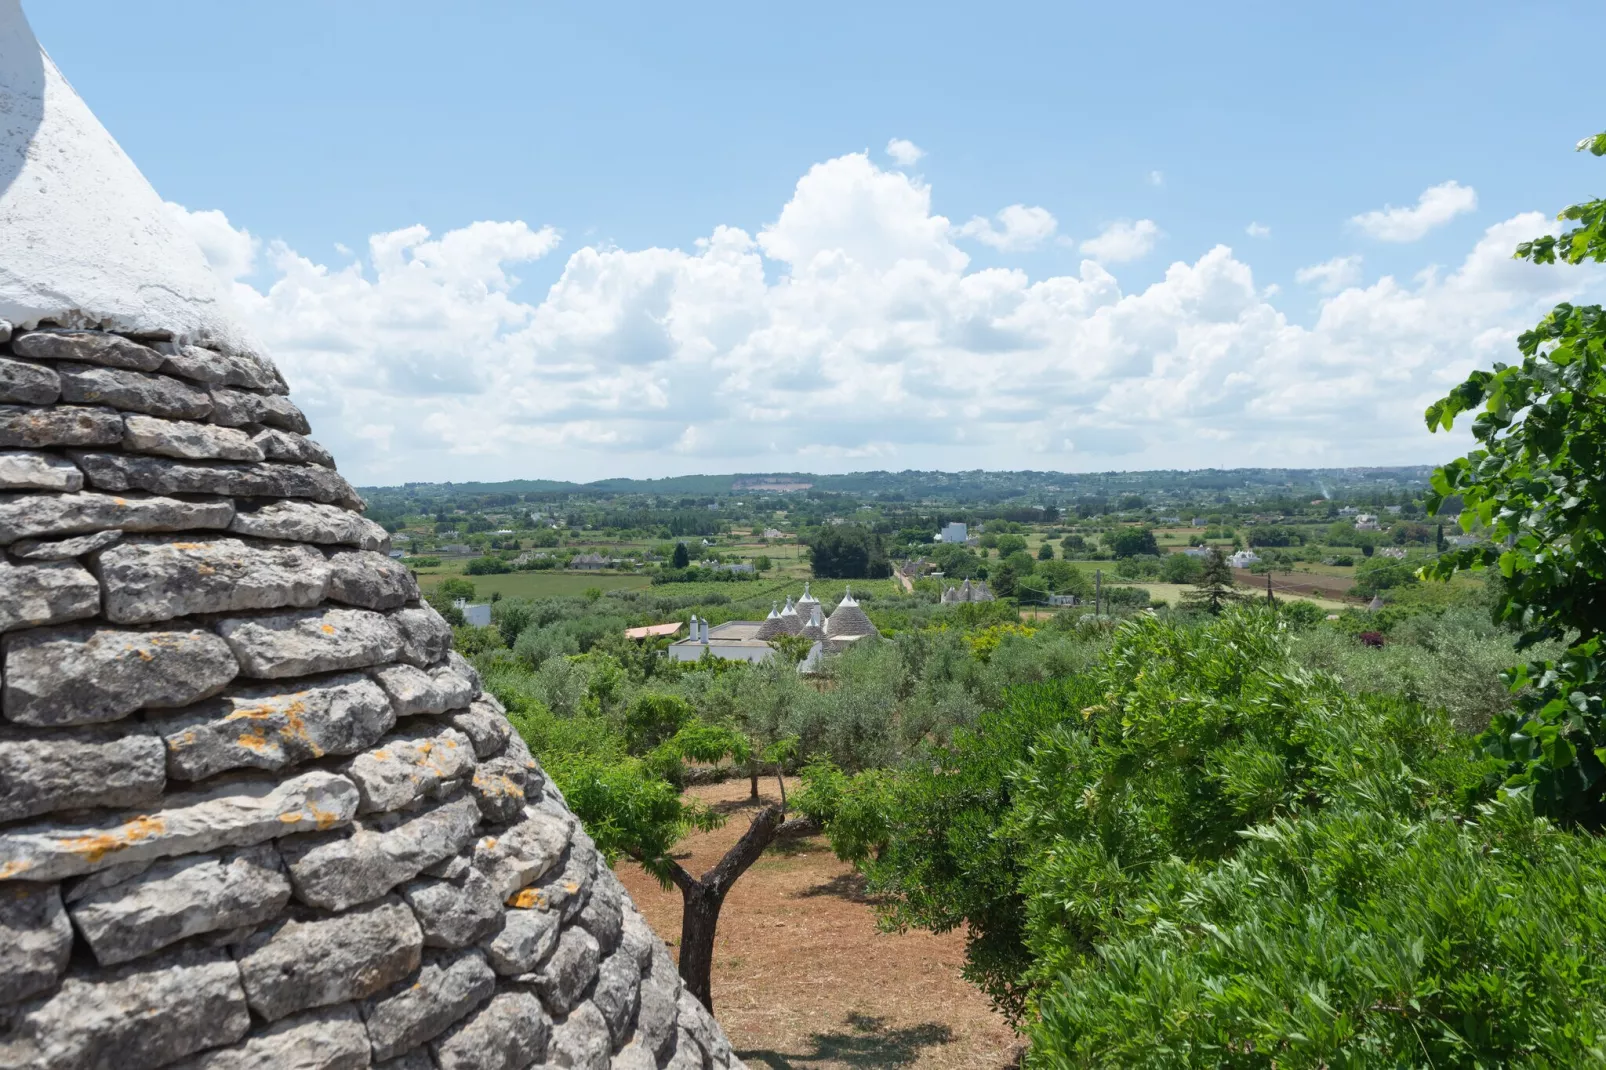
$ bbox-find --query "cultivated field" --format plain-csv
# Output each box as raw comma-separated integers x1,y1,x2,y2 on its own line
615,779,1022,1070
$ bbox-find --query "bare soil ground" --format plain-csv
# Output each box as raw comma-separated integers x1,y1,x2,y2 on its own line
614,778,1022,1070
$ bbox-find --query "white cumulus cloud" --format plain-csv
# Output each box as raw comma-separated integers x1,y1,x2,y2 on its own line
1296,254,1364,293
885,138,925,167
167,203,258,282
1246,222,1271,238
1148,170,1165,187
1079,219,1160,263
171,155,1597,485
1351,180,1478,242
957,204,1058,251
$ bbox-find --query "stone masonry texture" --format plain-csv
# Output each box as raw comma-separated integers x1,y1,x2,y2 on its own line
0,325,745,1069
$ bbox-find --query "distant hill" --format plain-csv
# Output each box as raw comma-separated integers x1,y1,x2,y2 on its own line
360,466,1437,503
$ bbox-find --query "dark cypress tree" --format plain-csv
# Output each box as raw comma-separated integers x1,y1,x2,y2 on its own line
1183,547,1242,615
672,541,690,568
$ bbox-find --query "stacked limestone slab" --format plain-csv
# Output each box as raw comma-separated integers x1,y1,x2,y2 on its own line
0,325,746,1070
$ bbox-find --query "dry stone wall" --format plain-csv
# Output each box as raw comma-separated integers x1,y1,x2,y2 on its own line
0,325,743,1070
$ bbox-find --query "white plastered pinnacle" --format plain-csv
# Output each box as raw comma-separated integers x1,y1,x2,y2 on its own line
0,0,259,354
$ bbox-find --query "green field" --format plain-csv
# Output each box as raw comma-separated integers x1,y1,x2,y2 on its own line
415,570,652,600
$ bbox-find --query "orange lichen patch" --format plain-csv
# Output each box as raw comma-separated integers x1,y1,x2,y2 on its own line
222,697,321,759
0,860,34,879
278,812,305,824
507,888,547,909
320,624,336,635
170,543,206,551
235,730,274,755
563,880,580,895
480,837,499,851
370,750,391,762
113,497,127,506
310,804,343,830
60,815,166,864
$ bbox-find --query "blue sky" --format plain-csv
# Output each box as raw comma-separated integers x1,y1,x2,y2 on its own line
28,1,1606,484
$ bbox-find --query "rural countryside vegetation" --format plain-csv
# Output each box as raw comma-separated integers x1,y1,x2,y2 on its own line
351,135,1606,1067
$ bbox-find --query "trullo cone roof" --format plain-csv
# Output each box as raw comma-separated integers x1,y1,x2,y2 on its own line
0,5,744,1067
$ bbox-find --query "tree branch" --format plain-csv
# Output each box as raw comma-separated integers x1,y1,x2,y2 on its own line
700,804,783,895
629,847,699,895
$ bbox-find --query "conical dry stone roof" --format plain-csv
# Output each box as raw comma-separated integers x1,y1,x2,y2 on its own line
824,587,877,639
0,5,744,1068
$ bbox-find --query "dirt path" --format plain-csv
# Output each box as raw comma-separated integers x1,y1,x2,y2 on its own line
613,778,1021,1070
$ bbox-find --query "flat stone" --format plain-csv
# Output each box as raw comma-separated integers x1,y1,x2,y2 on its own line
252,428,336,467
0,721,165,823
373,663,451,717
375,1052,435,1070
444,697,513,759
474,805,573,900
151,673,395,780
529,925,600,1017
592,949,642,1048
1,624,238,726
229,499,385,548
57,362,213,419
235,897,422,1022
11,330,165,370
0,356,60,405
326,549,419,610
9,527,122,560
390,605,453,668
509,838,596,924
480,903,559,976
439,666,479,709
447,650,483,693
468,756,533,825
0,489,233,544
546,1000,610,1070
97,535,329,625
342,724,477,814
401,865,504,948
279,793,481,912
361,947,497,1061
0,948,250,1070
169,1003,371,1070
0,556,100,633
157,345,284,393
0,403,123,448
123,413,264,461
0,449,82,491
67,845,291,967
634,978,678,1063
431,989,551,1070
375,1052,434,1070
71,450,361,506
678,989,733,1067
0,770,358,882
620,903,657,975
577,870,624,956
613,1042,659,1070
208,386,312,433
218,607,402,679
0,882,72,1004
664,1029,703,1070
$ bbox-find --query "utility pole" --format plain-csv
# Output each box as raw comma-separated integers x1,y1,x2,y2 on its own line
1266,573,1274,605
1095,568,1102,617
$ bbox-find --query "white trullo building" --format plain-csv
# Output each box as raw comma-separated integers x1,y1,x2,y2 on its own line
0,4,743,1067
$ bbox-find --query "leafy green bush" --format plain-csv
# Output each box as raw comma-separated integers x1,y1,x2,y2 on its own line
805,609,1606,1066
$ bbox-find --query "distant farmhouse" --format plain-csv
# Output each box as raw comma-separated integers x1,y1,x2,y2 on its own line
937,522,968,544
665,584,881,665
